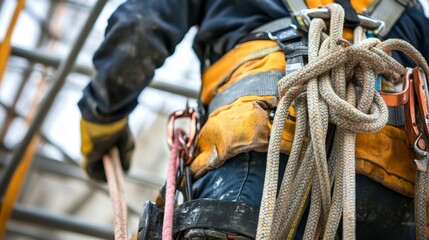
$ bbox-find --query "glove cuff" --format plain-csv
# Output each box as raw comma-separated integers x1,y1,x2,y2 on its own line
81,117,128,138
80,117,129,157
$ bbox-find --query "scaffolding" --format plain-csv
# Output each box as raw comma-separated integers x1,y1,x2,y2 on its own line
0,0,200,239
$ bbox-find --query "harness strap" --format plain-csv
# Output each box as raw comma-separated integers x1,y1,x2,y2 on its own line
208,71,283,114
252,17,293,34
241,19,300,45
335,0,360,27
283,0,417,37
137,199,259,239
387,106,406,126
208,67,408,126
282,0,308,15
173,199,258,238
369,0,417,37
208,53,407,126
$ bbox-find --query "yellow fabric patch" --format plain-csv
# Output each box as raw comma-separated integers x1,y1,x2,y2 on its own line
201,40,280,105
217,51,286,94
191,96,296,178
306,0,335,9
355,125,429,230
194,40,291,177
355,125,416,196
80,118,128,156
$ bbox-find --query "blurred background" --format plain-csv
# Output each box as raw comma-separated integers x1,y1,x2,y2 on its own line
0,0,428,239
0,0,200,239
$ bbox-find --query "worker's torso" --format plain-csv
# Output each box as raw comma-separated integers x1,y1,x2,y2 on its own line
192,0,428,199
194,0,426,67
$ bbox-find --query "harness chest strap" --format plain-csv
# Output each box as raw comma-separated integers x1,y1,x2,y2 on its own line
282,0,417,37
368,0,417,37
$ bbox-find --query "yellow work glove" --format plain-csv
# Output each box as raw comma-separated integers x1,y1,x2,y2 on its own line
80,117,134,181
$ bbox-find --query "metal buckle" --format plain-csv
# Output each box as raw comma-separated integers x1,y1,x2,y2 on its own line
300,8,385,35
380,69,412,107
413,68,429,136
413,134,429,172
404,67,429,171
266,24,298,41
405,70,419,148
167,103,201,164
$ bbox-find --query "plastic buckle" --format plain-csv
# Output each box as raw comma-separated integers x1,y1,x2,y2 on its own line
267,26,307,76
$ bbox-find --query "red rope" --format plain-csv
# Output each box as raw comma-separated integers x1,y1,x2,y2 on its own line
162,128,183,240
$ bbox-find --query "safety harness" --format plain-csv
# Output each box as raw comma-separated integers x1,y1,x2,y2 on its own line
256,1,429,240
137,0,429,239
282,0,417,37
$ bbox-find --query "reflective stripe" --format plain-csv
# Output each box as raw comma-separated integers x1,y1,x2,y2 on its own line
208,69,406,126
208,71,284,114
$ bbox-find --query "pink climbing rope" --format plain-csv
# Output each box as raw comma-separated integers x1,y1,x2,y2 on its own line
162,128,184,240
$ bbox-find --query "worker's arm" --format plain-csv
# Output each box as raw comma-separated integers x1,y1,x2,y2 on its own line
79,0,203,123
78,0,203,181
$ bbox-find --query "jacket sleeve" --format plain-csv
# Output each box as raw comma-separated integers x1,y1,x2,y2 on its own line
387,5,429,67
78,0,204,123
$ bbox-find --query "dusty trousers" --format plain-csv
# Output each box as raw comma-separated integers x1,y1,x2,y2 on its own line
192,151,416,239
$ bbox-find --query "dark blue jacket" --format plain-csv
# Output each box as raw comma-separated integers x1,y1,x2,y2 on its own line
78,0,429,123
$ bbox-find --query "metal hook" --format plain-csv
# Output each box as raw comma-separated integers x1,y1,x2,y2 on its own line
414,134,429,158
413,133,429,172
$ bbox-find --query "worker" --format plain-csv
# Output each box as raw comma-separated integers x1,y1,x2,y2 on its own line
78,0,429,239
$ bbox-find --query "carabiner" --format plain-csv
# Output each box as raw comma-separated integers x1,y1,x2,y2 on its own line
167,104,201,164
413,134,429,172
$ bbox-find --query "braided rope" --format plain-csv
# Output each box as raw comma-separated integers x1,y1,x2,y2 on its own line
256,3,429,240
103,148,128,240
162,128,183,240
415,168,429,240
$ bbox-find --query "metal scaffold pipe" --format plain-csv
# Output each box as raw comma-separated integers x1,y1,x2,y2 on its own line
11,46,94,76
0,0,109,197
10,46,200,98
10,203,115,239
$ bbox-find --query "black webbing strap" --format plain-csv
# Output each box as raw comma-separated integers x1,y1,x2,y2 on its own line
369,0,417,37
173,199,259,238
137,200,259,239
282,0,307,15
335,0,360,28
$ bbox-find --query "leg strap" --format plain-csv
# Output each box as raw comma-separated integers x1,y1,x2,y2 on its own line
137,199,258,239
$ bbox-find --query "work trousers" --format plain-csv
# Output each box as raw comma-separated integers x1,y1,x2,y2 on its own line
192,151,416,239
